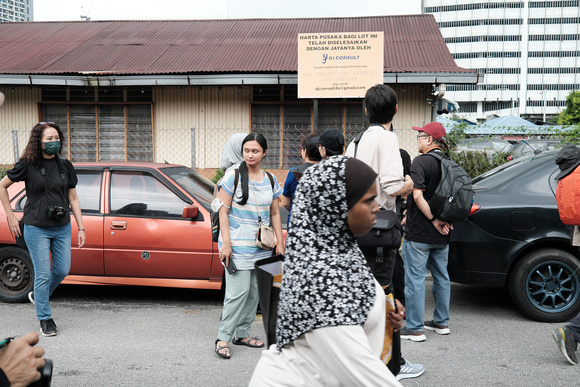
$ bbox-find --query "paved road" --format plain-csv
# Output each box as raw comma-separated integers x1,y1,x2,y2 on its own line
1,279,577,386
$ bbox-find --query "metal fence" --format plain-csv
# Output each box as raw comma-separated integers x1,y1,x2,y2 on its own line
1,123,422,183
5,122,561,183
167,124,421,183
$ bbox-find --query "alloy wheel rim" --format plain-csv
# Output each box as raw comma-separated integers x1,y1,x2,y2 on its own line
525,260,580,313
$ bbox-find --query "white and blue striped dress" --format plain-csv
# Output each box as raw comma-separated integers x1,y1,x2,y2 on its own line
218,168,282,270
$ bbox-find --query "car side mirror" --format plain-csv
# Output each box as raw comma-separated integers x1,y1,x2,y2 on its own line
182,205,199,219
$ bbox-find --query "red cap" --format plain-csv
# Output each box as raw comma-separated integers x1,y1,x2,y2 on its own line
412,122,448,148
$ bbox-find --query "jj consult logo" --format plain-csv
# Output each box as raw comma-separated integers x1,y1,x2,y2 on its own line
322,54,361,64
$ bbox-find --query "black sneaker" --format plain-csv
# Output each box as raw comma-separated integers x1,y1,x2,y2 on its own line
28,291,35,305
40,318,58,337
552,326,578,365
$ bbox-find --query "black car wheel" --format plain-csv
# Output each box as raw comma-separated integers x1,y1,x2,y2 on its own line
0,247,34,303
509,249,580,322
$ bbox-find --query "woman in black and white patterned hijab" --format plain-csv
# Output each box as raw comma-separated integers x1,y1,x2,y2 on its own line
250,156,402,386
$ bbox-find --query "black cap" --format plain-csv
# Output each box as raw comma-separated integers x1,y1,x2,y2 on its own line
555,145,580,180
312,129,345,153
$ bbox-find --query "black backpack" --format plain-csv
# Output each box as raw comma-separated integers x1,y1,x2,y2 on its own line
426,152,474,223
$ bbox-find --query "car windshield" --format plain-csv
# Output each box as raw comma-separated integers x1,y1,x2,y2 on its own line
161,166,215,211
471,150,558,190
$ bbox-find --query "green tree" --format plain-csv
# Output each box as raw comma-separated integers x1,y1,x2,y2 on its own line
445,118,468,151
557,90,580,125
210,169,224,184
0,166,11,180
555,124,580,145
440,116,513,178
450,151,512,178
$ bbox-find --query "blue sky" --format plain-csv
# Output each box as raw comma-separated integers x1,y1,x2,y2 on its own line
34,0,422,21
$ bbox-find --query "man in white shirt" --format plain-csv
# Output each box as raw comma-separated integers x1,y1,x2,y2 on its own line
346,84,413,292
345,84,422,381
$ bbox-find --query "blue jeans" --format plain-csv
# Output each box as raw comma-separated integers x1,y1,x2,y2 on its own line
24,223,71,321
403,240,450,332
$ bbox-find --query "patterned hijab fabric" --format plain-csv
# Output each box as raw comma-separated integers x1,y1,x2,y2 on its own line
276,155,376,349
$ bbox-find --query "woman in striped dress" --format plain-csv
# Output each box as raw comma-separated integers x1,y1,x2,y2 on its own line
214,133,284,359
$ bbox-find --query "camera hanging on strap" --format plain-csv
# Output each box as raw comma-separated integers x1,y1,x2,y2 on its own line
40,156,69,221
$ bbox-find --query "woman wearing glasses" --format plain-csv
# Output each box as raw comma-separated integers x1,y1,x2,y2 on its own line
0,122,86,337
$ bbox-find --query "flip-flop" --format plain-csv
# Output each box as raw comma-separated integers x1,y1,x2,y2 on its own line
232,336,264,348
214,339,231,359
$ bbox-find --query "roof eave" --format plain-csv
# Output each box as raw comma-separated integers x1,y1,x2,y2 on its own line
0,72,482,87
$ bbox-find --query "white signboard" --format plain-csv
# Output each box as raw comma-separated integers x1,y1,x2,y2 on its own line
298,31,384,98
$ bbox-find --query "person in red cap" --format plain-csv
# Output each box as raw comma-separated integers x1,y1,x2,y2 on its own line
399,121,453,343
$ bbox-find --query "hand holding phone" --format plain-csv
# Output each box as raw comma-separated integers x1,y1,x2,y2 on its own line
222,258,237,275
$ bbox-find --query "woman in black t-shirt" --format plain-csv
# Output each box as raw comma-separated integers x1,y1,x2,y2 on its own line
0,122,86,337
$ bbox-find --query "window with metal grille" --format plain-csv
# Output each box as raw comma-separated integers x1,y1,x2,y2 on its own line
39,87,153,162
252,102,364,170
40,104,153,162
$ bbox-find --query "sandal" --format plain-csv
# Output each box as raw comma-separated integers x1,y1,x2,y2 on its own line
232,336,264,348
214,339,231,359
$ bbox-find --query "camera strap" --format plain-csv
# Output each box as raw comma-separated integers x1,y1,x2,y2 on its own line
39,156,69,207
55,156,68,203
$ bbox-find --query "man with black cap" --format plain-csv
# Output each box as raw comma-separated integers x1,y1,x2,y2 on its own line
312,128,345,158
551,144,580,365
281,133,321,227
400,122,453,343
345,84,421,381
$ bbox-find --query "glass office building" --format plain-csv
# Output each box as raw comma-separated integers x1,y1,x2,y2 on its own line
1,0,32,22
424,0,580,121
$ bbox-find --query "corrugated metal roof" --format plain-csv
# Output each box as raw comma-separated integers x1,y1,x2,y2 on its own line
465,115,545,135
481,114,539,129
0,16,474,76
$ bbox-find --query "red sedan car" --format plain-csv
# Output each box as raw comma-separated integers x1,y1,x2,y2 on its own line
0,162,226,302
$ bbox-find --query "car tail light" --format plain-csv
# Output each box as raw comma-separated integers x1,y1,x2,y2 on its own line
469,202,481,216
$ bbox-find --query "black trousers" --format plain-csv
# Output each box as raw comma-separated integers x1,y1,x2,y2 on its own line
360,246,396,291
392,249,406,307
360,246,403,374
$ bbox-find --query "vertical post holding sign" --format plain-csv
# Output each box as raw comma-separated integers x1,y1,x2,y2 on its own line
297,32,384,99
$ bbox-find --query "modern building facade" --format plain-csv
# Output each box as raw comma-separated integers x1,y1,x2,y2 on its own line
0,0,33,22
424,0,580,121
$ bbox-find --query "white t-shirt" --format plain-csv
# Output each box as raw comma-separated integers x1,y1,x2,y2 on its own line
345,125,405,211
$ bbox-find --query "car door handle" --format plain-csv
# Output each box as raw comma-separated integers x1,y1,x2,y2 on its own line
110,221,127,230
